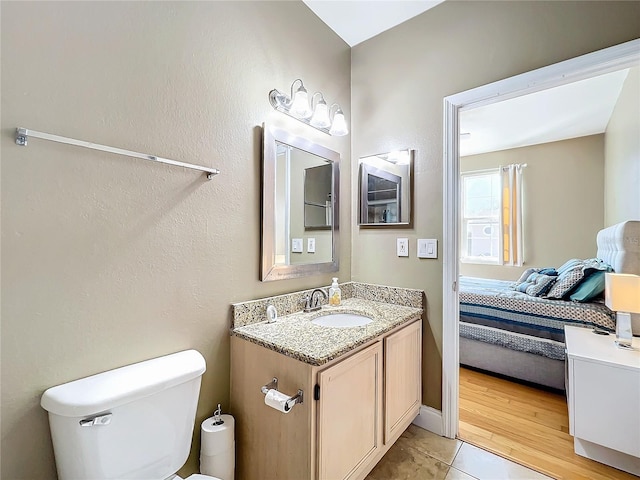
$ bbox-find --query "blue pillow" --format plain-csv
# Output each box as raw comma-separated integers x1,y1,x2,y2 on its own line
538,268,558,276
525,273,557,297
557,259,582,275
569,270,606,302
516,268,539,284
514,273,557,297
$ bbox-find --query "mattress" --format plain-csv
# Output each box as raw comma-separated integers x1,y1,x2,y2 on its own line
459,276,615,361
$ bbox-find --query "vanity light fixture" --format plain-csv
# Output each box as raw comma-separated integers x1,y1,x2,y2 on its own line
269,79,349,136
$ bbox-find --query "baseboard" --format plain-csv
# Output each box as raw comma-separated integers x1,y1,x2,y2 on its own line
412,405,443,436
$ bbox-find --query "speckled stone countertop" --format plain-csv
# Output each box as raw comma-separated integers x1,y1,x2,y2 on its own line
231,297,422,366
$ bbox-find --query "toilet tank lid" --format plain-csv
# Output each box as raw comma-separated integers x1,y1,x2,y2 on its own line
41,349,206,417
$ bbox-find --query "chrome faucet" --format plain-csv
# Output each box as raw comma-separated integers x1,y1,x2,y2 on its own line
302,288,328,312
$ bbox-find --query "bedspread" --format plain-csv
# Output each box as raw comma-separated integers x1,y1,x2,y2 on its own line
459,276,615,360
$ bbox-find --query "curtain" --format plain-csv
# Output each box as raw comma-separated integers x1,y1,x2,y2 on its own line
500,164,524,266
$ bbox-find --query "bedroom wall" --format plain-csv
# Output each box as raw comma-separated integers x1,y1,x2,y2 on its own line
0,2,350,479
351,1,640,410
604,65,640,226
460,135,605,281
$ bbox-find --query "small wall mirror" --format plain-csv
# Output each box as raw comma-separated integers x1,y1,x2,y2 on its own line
358,149,414,226
261,123,340,281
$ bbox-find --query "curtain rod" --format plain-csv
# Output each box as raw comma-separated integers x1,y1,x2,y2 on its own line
15,127,220,180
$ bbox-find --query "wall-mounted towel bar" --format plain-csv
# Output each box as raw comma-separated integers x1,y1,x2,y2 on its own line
15,127,220,180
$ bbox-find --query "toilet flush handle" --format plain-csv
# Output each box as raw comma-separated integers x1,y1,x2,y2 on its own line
79,413,112,427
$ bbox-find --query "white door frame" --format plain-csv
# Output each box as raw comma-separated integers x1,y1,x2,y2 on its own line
441,39,640,439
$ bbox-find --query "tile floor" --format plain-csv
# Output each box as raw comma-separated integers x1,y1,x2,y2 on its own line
365,424,553,480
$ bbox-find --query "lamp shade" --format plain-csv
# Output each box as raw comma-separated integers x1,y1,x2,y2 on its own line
329,109,349,136
290,86,312,118
310,100,331,128
605,273,640,313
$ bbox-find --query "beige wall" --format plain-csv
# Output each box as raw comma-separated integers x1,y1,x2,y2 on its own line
605,65,640,226
0,2,350,479
460,135,605,281
351,1,640,409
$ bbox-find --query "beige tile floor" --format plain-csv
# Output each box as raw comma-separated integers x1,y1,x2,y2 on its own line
366,425,553,480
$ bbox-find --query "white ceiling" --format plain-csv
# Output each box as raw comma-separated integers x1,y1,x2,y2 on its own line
303,0,444,47
302,1,630,155
460,69,629,157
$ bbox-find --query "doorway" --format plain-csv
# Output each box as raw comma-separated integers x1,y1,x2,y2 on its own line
441,39,640,441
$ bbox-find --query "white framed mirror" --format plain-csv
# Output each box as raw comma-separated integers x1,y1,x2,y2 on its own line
261,123,340,281
358,149,414,226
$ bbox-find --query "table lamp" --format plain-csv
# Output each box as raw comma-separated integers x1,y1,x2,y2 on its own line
605,273,640,349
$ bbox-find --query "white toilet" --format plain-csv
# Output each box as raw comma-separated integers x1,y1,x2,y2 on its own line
41,349,222,480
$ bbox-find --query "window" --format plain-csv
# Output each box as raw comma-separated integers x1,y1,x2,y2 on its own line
461,165,525,266
461,170,501,264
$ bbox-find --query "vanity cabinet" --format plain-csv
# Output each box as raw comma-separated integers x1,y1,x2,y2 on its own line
230,318,421,480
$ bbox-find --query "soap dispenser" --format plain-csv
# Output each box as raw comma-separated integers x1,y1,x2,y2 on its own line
329,278,341,306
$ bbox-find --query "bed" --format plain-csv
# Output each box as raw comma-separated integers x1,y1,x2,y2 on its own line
459,220,640,391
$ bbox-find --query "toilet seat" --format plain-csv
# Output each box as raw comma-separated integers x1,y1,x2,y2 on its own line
185,475,221,480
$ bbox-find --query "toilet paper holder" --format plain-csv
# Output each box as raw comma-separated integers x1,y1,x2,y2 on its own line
260,377,304,410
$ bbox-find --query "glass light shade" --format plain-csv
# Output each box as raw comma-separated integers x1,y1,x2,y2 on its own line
605,273,640,313
329,109,349,136
290,86,312,119
310,101,331,128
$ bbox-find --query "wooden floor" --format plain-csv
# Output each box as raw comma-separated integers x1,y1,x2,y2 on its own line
458,367,637,480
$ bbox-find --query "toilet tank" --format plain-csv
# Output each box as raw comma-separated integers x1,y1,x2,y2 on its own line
41,350,206,480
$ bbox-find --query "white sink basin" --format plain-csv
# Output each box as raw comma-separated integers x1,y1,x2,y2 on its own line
311,313,373,328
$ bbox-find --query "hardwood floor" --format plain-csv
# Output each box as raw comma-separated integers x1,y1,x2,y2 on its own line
458,367,637,480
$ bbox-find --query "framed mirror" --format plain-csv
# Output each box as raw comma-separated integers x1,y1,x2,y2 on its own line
261,123,340,281
358,149,414,226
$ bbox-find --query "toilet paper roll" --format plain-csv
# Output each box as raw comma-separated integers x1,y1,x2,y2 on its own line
264,388,292,413
201,414,235,457
201,450,235,480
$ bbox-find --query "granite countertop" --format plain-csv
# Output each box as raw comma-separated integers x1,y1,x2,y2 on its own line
231,298,422,366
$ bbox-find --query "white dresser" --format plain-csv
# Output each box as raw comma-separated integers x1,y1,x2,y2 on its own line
565,325,640,475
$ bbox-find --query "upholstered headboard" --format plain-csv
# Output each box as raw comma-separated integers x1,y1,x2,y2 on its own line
596,220,640,274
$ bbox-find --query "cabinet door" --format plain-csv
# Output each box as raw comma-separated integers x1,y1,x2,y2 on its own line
573,359,640,457
317,342,383,480
384,320,422,443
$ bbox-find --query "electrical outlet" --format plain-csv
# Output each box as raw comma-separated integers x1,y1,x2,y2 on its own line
307,238,316,253
397,238,409,257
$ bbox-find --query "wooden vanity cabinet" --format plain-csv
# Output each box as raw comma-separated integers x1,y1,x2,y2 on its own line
230,318,422,480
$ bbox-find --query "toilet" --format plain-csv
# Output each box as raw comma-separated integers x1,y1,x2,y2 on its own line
41,350,223,480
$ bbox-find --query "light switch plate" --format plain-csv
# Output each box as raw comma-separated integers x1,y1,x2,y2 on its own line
291,238,303,253
397,238,409,257
418,239,437,258
307,238,316,253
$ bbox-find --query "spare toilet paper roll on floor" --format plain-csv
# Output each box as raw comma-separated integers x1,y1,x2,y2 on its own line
264,388,292,413
200,414,235,480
